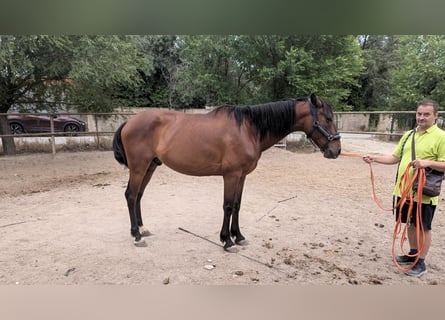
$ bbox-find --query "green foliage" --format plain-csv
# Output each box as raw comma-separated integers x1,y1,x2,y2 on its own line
173,35,252,107
5,34,445,115
353,35,400,111
390,35,445,110
0,35,148,113
121,35,178,108
170,35,363,110
278,35,363,110
0,35,72,112
0,35,151,154
67,35,150,111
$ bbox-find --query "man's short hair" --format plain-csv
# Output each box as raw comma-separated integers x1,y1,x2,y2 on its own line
417,99,439,113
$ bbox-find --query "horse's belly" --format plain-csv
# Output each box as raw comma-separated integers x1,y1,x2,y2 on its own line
162,157,222,176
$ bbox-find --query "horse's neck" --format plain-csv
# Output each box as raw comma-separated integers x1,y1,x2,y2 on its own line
259,132,291,151
258,115,307,151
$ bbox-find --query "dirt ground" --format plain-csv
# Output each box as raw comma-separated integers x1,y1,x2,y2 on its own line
1,137,444,285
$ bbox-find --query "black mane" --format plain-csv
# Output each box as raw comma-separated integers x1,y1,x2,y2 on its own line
214,98,307,141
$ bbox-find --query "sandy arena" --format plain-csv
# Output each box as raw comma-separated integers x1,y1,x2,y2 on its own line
1,137,444,285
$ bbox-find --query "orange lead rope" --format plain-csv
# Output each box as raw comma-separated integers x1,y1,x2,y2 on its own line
341,153,426,272
341,152,395,211
392,163,426,272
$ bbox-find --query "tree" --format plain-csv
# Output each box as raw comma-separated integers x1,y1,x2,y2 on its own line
254,35,364,110
351,35,400,111
172,35,364,110
0,35,148,155
128,35,181,108
390,35,445,110
173,35,255,107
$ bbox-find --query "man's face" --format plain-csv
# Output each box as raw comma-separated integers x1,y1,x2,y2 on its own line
416,104,438,130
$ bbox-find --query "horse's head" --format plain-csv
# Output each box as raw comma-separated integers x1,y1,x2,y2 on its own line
303,93,341,159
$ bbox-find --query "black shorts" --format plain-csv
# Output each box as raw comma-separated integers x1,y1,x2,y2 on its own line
395,197,436,230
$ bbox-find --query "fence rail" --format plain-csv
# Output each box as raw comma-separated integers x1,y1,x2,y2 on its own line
0,112,137,155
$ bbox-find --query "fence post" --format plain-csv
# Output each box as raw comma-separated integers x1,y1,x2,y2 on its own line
50,114,56,157
389,114,395,141
94,114,100,150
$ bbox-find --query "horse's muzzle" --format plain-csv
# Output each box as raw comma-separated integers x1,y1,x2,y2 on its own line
323,147,341,159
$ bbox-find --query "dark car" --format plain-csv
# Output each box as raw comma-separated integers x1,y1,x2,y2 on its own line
7,112,87,134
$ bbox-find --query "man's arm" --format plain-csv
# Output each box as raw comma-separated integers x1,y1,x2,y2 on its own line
412,159,445,172
362,154,400,165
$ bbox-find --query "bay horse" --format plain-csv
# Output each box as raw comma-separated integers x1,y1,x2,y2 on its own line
113,93,341,251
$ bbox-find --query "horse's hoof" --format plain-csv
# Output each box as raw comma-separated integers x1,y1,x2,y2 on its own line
235,239,249,246
224,245,239,253
139,227,152,237
133,239,147,247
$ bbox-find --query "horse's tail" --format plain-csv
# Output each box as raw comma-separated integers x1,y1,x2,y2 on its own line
112,122,128,167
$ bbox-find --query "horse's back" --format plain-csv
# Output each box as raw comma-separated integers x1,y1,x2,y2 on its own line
125,108,174,129
125,108,228,136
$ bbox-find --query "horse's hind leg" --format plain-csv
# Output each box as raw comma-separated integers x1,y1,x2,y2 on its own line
125,177,143,245
135,159,161,237
125,157,158,246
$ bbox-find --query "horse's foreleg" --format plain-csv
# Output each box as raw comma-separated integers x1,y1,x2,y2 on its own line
230,176,247,246
221,200,235,251
220,174,241,251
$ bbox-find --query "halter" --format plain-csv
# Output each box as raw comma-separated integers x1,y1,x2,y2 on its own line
306,98,341,152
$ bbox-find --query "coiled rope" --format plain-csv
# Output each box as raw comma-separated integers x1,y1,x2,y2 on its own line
341,152,426,271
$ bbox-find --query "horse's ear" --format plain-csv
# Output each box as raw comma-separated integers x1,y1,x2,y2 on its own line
310,93,322,108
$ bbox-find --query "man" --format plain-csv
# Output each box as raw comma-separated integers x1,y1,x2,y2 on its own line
363,100,445,277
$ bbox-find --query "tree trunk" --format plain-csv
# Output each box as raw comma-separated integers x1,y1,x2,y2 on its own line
0,114,16,155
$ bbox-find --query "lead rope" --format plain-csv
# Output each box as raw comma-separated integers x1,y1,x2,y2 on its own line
392,163,426,272
341,153,426,272
341,152,396,211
